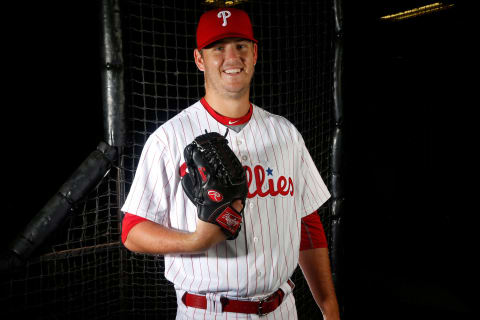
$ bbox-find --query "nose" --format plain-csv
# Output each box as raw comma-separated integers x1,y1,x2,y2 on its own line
224,44,242,62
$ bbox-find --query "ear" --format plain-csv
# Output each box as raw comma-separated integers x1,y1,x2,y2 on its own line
253,43,258,66
194,48,205,72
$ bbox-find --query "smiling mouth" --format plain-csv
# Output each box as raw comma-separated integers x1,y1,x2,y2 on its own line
223,68,243,75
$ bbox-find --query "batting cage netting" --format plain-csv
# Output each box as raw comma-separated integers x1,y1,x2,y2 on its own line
1,0,341,319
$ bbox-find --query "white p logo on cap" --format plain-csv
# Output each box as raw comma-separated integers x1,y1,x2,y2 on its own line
217,10,231,27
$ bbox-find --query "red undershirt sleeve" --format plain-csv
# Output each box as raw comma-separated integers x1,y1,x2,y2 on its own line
300,210,327,250
121,213,148,244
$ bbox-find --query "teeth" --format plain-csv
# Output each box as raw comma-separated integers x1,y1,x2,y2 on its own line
224,69,241,74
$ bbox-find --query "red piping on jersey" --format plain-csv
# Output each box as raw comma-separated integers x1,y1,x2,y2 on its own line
200,97,253,126
300,211,327,250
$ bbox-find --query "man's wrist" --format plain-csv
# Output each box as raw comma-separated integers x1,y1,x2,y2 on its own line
186,230,210,252
320,299,341,320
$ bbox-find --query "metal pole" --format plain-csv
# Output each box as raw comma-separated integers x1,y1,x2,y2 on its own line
6,142,117,265
101,2,127,317
331,0,345,315
100,0,126,148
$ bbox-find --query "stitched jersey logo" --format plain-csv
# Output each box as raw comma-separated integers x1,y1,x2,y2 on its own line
217,10,231,27
244,165,294,198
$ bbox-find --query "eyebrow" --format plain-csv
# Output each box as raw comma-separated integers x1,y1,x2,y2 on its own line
209,38,251,46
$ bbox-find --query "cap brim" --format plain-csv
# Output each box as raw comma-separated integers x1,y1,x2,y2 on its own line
198,33,258,50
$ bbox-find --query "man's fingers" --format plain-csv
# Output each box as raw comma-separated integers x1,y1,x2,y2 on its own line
232,199,244,212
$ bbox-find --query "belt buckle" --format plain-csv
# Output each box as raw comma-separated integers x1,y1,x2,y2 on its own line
257,292,277,316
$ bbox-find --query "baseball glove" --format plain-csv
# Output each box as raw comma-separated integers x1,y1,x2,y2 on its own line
181,130,247,240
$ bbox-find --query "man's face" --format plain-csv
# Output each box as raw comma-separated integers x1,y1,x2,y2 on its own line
194,38,258,99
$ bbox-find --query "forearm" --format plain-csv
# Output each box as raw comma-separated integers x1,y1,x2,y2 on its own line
123,202,242,254
298,248,340,320
124,219,225,254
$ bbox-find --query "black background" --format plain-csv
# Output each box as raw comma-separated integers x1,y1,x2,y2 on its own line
2,2,104,245
343,1,475,319
1,1,475,319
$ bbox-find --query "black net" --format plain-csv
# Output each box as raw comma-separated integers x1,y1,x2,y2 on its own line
0,1,335,319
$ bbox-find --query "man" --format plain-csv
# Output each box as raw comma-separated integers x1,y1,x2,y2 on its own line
121,7,340,320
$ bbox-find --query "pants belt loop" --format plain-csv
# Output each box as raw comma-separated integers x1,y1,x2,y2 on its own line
205,293,223,313
280,279,295,297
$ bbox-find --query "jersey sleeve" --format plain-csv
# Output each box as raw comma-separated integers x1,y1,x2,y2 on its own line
295,133,331,218
300,211,328,250
121,212,148,244
120,134,173,224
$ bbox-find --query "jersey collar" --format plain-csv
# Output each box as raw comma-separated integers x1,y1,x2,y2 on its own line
200,97,253,126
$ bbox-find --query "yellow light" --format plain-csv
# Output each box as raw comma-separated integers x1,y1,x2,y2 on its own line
203,0,248,6
380,2,455,21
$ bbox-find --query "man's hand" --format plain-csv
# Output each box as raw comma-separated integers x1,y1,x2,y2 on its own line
191,220,228,251
190,200,244,251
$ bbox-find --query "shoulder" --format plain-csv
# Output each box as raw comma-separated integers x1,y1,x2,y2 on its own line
149,101,203,144
252,104,303,142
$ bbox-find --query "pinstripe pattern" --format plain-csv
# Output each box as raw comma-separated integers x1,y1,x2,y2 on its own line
121,100,330,305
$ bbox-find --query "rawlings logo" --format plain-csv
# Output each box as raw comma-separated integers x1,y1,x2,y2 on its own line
207,190,223,202
216,207,242,234
244,165,294,198
217,10,231,27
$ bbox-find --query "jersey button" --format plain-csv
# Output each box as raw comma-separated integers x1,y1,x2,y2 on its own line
253,236,258,242
241,155,248,161
249,203,254,209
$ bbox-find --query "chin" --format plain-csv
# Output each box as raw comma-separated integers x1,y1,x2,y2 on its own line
222,88,248,99
224,81,251,93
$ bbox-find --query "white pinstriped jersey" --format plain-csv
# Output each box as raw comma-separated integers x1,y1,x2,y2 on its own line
121,99,331,299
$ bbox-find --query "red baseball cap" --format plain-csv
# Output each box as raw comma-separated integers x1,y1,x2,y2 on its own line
196,8,257,50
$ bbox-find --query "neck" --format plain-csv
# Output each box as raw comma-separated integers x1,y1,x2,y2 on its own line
203,92,251,118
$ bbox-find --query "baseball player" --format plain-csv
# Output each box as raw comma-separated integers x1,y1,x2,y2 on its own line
121,8,340,320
